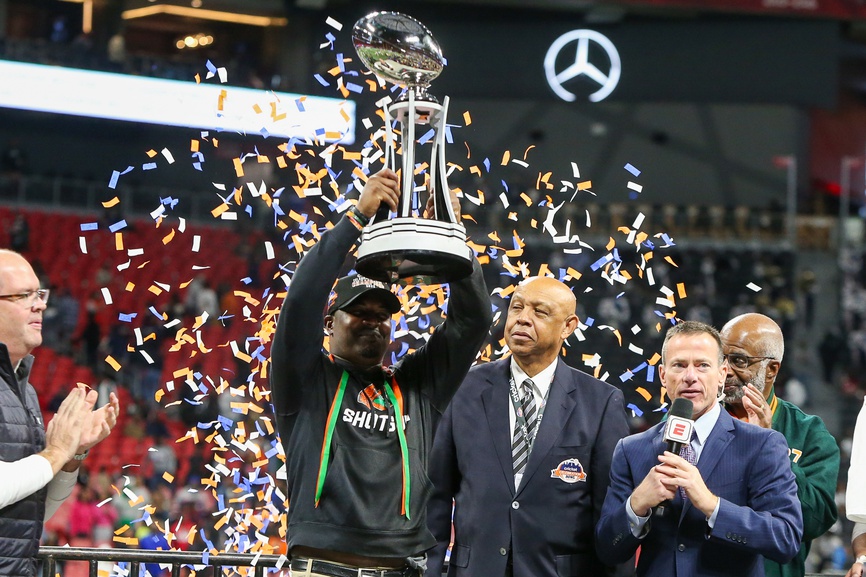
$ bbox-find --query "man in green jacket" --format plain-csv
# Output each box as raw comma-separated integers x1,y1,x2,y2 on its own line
720,313,839,577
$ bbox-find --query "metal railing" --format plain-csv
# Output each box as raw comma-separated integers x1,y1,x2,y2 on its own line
36,547,848,577
37,547,286,577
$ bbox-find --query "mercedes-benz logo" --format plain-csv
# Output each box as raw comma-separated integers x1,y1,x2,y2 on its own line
544,29,621,103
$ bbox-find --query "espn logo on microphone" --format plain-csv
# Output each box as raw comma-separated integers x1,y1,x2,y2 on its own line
663,416,694,444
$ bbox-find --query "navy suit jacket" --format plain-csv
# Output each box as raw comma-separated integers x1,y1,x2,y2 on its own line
426,358,630,577
595,407,803,577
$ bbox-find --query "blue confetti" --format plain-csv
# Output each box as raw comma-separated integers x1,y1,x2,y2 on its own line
590,254,613,271
80,222,98,231
418,129,436,144
346,82,364,94
205,60,216,74
314,74,329,87
108,220,127,233
142,162,157,170
627,403,644,417
647,364,655,382
584,316,595,327
108,171,120,189
118,313,137,322
624,163,641,177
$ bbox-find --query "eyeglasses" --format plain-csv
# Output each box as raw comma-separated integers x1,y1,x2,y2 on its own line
0,289,50,307
724,353,775,370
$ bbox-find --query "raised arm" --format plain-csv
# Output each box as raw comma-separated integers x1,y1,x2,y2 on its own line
270,169,401,414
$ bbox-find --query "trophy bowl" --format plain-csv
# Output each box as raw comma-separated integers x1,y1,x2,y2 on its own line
352,11,444,101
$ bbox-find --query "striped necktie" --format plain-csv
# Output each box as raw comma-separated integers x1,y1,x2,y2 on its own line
512,378,538,478
679,432,697,500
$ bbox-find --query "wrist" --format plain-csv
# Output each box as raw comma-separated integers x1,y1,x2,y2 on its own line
347,206,370,230
856,554,866,565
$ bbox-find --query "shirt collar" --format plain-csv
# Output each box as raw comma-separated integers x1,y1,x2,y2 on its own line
510,357,558,397
692,400,721,448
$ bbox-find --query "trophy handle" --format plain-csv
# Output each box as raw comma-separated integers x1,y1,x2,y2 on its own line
371,100,398,226
401,91,417,219
430,96,457,224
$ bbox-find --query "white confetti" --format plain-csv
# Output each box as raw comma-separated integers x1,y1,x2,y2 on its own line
746,282,762,292
100,287,112,305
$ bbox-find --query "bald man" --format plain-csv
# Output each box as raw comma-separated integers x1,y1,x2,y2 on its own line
0,249,119,576
426,277,631,577
720,313,839,577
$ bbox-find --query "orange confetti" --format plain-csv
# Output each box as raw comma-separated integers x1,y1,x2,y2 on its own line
105,355,121,372
677,283,687,298
101,197,120,208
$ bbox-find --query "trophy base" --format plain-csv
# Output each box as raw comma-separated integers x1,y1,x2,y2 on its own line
356,219,473,284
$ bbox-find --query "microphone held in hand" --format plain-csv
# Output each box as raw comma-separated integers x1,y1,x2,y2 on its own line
653,397,695,517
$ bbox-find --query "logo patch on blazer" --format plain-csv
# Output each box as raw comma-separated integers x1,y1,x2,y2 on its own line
551,458,588,483
357,384,386,411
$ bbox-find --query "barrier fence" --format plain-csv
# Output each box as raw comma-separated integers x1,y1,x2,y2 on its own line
37,547,286,577
36,547,847,577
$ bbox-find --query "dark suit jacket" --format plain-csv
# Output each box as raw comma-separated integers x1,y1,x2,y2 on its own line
426,358,630,577
595,407,803,577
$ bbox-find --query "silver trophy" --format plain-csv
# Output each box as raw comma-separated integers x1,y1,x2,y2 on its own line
352,11,473,283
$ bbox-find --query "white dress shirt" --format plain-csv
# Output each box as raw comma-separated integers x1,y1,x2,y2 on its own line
509,357,557,490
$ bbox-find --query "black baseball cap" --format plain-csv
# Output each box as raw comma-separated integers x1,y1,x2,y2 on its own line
327,273,401,315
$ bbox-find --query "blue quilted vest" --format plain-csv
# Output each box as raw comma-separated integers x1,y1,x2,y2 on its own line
0,344,47,577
